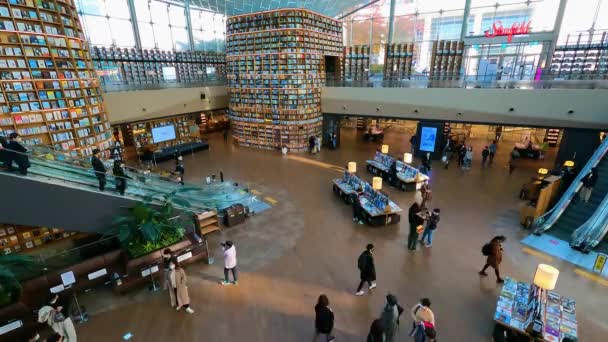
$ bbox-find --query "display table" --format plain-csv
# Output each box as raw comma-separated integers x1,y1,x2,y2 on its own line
333,178,357,204
514,142,541,159
493,277,577,342
366,151,428,192
359,197,402,226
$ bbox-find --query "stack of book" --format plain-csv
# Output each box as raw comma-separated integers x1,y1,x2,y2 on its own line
343,45,369,81
383,43,415,82
429,40,464,80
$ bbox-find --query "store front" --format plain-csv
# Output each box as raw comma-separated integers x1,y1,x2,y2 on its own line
464,41,551,81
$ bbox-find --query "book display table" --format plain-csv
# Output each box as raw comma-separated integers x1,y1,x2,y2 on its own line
366,152,428,191
493,277,577,342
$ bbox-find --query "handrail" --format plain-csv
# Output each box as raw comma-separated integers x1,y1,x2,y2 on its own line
571,194,608,251
532,137,608,234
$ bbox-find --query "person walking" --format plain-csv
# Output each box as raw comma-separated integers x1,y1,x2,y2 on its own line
112,160,131,196
488,141,497,165
91,149,106,191
458,144,466,167
413,321,437,342
315,136,321,153
420,180,431,208
6,133,30,175
464,146,473,170
168,259,194,313
367,319,385,342
223,126,229,143
421,208,440,247
309,136,316,154
37,304,77,341
175,156,185,185
355,244,377,296
580,167,598,203
410,298,436,330
482,146,490,167
408,201,424,251
161,248,173,290
221,241,238,285
480,236,506,283
314,294,335,342
509,148,520,175
380,294,401,342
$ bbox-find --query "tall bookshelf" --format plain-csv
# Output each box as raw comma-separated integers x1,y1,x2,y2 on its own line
89,46,227,86
429,40,464,80
550,32,608,80
0,0,112,157
383,43,414,82
226,8,342,151
343,45,369,81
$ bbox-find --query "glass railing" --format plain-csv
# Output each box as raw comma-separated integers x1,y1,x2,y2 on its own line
100,78,227,92
4,145,259,213
324,73,608,89
532,137,608,234
571,194,608,251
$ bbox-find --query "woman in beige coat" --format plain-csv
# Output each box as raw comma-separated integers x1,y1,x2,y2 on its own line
168,259,194,314
38,305,77,341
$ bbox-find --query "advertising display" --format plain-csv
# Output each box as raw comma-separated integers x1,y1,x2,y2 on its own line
152,125,177,143
420,126,438,152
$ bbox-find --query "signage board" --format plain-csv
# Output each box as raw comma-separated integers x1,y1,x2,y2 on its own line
484,21,532,42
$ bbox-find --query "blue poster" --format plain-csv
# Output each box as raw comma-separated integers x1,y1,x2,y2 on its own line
420,127,437,152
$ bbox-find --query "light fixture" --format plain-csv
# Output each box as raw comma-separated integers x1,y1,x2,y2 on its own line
381,145,389,154
372,177,382,190
564,160,575,168
537,168,548,175
533,264,559,291
347,162,357,173
404,153,413,164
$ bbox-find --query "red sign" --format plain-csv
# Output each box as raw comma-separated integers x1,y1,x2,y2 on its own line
484,21,531,42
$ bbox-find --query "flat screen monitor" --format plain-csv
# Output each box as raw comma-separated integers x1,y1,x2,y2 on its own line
420,126,438,152
152,125,176,143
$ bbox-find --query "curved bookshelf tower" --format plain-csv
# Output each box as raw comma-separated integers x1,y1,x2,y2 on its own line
226,9,342,152
0,0,112,157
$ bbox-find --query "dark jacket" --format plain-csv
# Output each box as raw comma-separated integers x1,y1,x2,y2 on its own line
482,148,490,158
583,172,598,188
6,140,29,167
175,164,185,175
113,166,131,187
427,213,440,230
91,156,106,175
0,136,9,164
358,250,376,282
408,203,423,225
314,304,334,334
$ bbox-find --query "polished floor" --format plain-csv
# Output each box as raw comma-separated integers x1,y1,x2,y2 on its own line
76,128,607,341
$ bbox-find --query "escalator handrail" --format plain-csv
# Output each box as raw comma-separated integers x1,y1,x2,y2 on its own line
571,193,608,250
532,137,608,234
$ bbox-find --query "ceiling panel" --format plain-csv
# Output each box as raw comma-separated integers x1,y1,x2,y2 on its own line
189,0,370,17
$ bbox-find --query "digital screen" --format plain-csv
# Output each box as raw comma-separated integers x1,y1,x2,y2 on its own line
152,125,176,143
420,126,438,152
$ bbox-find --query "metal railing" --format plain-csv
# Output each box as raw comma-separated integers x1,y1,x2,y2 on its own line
571,194,608,251
99,78,227,92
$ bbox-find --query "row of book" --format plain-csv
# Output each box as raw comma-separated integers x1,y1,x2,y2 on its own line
90,46,225,64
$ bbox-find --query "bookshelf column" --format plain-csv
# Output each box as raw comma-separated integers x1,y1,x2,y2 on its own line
226,9,342,152
0,0,113,157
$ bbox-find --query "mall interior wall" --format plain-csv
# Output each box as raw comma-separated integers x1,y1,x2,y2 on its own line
103,86,229,124
321,87,608,130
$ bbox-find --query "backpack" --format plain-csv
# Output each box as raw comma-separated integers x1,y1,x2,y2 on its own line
482,243,492,256
358,252,367,271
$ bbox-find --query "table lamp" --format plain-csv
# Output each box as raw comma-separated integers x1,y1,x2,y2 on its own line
563,160,574,168
530,264,560,336
404,153,413,164
381,145,389,154
347,162,357,173
537,168,548,179
372,177,382,190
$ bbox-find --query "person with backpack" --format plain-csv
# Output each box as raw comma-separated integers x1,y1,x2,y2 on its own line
480,236,506,283
314,294,335,342
421,209,440,247
410,298,435,333
413,321,437,342
380,294,403,342
355,244,376,296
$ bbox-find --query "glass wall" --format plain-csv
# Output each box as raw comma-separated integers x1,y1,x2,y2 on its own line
77,0,226,52
77,0,136,47
558,0,607,45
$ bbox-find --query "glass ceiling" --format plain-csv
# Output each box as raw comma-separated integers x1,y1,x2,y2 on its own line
189,0,371,17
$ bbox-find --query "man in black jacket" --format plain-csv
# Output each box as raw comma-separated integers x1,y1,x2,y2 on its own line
91,149,106,191
408,201,424,251
6,133,29,175
355,244,377,296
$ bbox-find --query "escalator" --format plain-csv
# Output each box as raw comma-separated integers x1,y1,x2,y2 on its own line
0,146,261,233
533,137,608,249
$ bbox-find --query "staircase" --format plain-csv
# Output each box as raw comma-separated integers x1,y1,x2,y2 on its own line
548,156,608,243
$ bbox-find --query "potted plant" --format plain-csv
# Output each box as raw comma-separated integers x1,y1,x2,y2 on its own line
0,254,40,307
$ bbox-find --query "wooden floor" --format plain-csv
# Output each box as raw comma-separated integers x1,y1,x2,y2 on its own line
73,128,608,341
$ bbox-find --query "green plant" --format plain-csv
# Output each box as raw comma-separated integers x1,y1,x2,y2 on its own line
114,190,195,258
0,254,39,307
